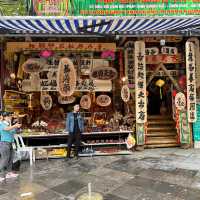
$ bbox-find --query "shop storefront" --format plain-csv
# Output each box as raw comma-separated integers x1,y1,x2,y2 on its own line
1,15,200,158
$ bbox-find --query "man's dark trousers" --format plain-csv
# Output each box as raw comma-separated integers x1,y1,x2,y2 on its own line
67,132,81,158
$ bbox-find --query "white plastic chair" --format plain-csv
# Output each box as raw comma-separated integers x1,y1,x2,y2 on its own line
14,134,35,166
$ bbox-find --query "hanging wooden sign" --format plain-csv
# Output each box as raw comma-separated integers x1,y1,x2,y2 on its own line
124,41,135,89
57,58,76,97
22,58,45,73
79,58,93,75
161,47,178,55
175,92,186,111
141,36,183,43
96,95,111,107
40,93,53,111
121,85,130,103
186,41,197,122
179,111,190,144
145,47,159,56
135,41,147,123
22,80,32,92
7,42,116,54
58,95,76,104
76,79,112,92
80,95,92,110
90,66,118,80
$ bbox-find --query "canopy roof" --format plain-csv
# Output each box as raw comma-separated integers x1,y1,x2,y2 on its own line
0,16,200,36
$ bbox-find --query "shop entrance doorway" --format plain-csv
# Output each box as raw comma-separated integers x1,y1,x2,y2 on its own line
147,77,172,116
145,63,180,148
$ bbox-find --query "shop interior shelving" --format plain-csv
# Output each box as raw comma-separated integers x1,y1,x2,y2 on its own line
22,130,133,157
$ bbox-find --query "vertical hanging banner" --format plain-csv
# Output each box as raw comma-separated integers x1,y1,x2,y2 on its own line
124,41,135,89
186,41,197,123
179,111,191,144
135,41,146,146
135,41,147,124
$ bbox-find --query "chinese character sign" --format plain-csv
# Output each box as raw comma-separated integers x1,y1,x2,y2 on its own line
57,58,77,97
135,41,147,123
186,41,197,123
124,41,135,89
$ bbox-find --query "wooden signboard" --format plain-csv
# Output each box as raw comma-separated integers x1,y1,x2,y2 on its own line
40,93,53,111
96,95,111,107
146,54,182,64
175,92,186,111
186,42,197,123
121,85,130,103
124,41,135,89
58,96,75,104
22,58,44,73
141,36,183,43
145,47,159,56
179,111,190,144
161,47,178,55
80,95,92,110
6,42,116,54
135,41,147,124
57,58,76,97
90,66,117,80
76,79,112,92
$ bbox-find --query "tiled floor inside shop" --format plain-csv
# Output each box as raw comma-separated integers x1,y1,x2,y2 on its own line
1,148,200,200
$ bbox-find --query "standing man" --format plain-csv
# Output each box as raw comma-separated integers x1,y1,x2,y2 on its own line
0,112,21,182
66,104,84,160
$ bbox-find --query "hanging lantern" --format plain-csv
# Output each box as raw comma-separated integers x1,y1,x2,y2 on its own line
155,79,165,99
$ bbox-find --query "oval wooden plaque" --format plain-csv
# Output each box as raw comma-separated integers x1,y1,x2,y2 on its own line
96,95,111,107
57,58,77,97
90,66,118,80
80,95,91,110
121,85,130,102
58,95,76,104
22,58,45,73
40,94,53,110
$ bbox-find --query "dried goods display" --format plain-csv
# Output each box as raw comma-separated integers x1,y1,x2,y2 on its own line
96,95,111,107
80,95,92,110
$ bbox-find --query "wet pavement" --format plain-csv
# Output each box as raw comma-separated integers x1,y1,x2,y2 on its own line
1,148,200,199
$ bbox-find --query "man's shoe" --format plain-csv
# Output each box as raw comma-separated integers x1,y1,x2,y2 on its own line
74,156,80,160
5,172,19,179
0,177,5,182
64,157,72,162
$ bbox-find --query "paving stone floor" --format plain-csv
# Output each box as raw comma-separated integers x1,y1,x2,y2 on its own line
1,148,200,200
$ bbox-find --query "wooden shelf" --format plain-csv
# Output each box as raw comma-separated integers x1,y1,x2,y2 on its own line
79,151,132,157
82,142,126,146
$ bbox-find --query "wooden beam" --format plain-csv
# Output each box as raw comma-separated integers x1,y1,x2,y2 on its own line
146,64,162,87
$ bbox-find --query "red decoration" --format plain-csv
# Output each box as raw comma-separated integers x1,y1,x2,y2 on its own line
40,50,54,58
172,90,177,97
178,75,186,89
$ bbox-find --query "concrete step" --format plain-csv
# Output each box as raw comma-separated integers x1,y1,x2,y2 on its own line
146,132,177,137
148,121,175,125
148,115,173,120
145,137,177,145
145,143,180,148
147,127,176,132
